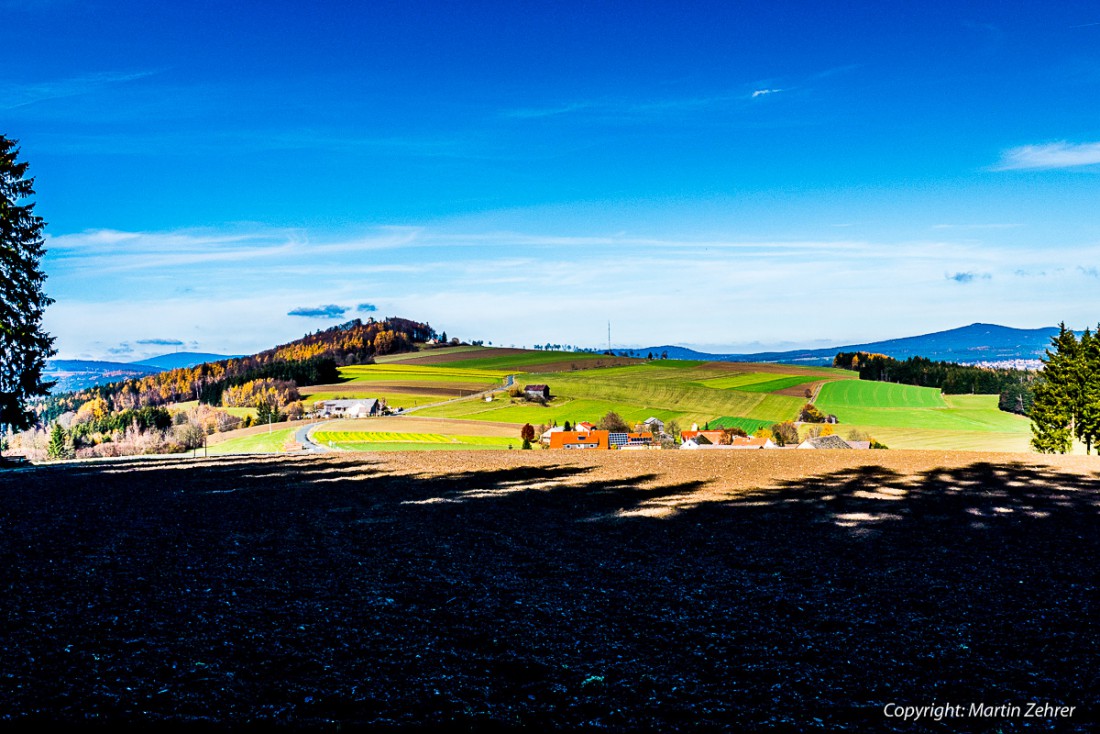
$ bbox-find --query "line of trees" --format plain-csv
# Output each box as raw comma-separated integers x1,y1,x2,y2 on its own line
1030,323,1100,454
833,352,1037,415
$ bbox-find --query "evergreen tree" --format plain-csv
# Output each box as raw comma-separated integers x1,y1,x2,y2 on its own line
1076,326,1100,454
256,401,281,425
0,136,55,450
46,423,69,460
1030,323,1077,454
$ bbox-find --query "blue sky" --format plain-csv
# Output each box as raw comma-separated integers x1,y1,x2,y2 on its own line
4,1,1100,360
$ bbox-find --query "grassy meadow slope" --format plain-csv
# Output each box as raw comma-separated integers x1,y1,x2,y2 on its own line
817,382,1032,451
410,359,840,429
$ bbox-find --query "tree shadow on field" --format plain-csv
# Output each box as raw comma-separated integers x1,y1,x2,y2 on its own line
1,456,1099,732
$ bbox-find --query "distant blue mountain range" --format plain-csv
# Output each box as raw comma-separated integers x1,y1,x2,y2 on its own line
45,352,238,394
642,323,1059,366
131,352,239,371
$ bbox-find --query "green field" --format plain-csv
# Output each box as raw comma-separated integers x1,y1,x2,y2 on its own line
815,383,1031,450
312,430,515,451
816,380,948,411
337,364,508,383
207,427,299,455
695,373,815,392
706,416,775,434
412,360,823,429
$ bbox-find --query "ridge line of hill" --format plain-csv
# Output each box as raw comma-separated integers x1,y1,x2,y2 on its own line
640,323,1060,366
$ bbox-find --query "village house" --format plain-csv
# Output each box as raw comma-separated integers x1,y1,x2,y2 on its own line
681,435,776,450
547,430,654,450
797,435,860,450
679,429,727,445
548,430,610,450
609,432,655,449
540,426,565,446
316,398,383,419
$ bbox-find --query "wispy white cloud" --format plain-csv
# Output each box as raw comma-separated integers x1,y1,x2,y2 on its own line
504,102,596,119
45,228,303,272
0,70,158,110
931,223,1022,230
993,141,1100,170
502,85,792,122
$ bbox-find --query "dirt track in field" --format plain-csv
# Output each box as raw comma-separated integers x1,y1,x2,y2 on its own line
699,361,855,378
384,347,527,365
378,347,642,373
318,416,523,436
3,449,1097,731
300,382,494,398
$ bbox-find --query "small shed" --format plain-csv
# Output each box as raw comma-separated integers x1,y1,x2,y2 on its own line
524,384,551,400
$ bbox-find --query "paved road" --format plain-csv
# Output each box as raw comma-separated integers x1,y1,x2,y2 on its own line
294,422,332,453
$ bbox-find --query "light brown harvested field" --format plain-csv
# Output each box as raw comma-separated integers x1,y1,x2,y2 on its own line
381,347,528,365
6,447,1097,729
698,361,856,378
300,381,491,398
323,447,1099,513
320,415,523,436
376,348,641,372
518,357,641,373
775,379,830,397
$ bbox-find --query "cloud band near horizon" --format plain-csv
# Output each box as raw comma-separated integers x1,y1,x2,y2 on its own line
995,141,1100,171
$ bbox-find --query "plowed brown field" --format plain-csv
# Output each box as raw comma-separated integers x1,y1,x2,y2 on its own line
2,450,1096,731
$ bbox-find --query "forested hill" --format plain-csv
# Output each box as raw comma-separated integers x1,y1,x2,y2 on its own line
39,317,435,422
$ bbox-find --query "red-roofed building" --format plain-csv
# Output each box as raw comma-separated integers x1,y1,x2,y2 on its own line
548,430,610,450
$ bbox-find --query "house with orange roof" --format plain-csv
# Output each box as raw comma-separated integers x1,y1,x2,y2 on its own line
679,429,726,445
548,430,610,450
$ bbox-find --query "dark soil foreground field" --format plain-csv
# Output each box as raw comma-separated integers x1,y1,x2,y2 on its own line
1,450,1098,732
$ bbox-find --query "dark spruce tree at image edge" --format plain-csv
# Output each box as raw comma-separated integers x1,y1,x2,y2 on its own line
0,136,55,457
1030,322,1100,454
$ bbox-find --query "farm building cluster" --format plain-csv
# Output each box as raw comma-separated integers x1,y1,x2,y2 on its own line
313,399,385,419
540,418,871,450
309,386,872,451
